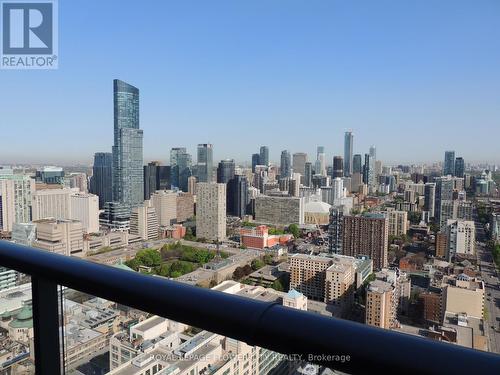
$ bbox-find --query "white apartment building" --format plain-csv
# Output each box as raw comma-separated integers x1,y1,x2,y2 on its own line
0,179,15,232
446,219,476,260
0,172,35,226
196,182,226,241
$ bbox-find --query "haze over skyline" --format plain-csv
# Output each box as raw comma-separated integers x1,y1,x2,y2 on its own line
1,0,500,165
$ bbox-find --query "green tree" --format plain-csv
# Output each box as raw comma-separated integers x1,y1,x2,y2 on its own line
251,259,265,271
134,249,161,267
288,224,300,238
271,279,284,292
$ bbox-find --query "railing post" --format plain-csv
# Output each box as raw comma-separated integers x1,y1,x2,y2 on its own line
31,277,62,375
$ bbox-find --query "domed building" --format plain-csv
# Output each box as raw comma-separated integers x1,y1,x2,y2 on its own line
304,200,331,225
8,304,33,344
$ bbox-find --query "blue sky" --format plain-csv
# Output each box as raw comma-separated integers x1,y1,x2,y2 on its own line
1,0,500,165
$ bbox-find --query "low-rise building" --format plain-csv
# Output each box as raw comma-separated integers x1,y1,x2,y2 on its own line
441,274,484,319
239,225,292,249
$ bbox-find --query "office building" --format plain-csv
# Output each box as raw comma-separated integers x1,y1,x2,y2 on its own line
369,145,376,161
342,214,389,269
424,183,436,218
251,153,260,172
292,152,307,177
196,183,226,241
36,166,64,185
187,176,197,195
90,152,113,209
454,157,465,178
32,188,72,221
150,190,177,226
332,156,343,178
446,219,475,260
99,202,130,230
254,195,304,226
344,131,354,176
280,150,292,179
196,143,214,183
143,161,170,200
304,162,313,187
352,154,362,174
130,200,159,240
443,151,456,176
259,146,269,166
70,193,99,234
227,175,248,218
112,79,143,208
315,146,326,176
386,209,408,237
33,219,84,257
217,159,235,184
170,147,186,189
11,223,36,246
67,173,88,193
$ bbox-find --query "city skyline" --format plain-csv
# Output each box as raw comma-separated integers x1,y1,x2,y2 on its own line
1,1,500,165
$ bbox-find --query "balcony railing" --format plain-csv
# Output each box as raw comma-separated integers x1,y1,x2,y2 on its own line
0,240,498,374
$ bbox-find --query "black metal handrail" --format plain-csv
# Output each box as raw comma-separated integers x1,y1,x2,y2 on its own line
0,240,498,375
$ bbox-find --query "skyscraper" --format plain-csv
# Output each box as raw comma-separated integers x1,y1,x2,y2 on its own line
304,162,313,187
227,175,248,218
352,154,362,174
280,150,292,179
259,146,269,166
369,145,377,161
424,183,436,218
443,151,456,176
178,152,193,192
292,153,307,177
435,176,454,228
217,159,235,184
332,156,343,178
143,161,171,200
315,146,326,176
112,79,143,209
90,152,113,209
196,144,214,183
328,207,343,255
251,153,260,173
363,154,375,188
170,147,187,189
344,131,354,177
454,157,465,178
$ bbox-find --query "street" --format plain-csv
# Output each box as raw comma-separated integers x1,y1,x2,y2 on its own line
474,218,500,354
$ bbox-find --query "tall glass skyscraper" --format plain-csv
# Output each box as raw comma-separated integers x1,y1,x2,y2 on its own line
196,144,214,183
443,151,455,176
170,147,187,189
454,157,465,178
280,150,291,179
90,152,113,209
353,154,362,174
344,131,354,177
112,80,143,209
259,146,269,166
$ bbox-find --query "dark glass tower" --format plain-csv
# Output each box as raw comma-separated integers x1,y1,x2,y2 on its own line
227,175,248,218
251,153,260,173
454,157,465,178
353,154,362,174
344,131,354,176
217,159,235,184
112,79,143,209
144,161,171,199
170,147,186,189
90,152,113,209
443,151,455,176
333,156,344,178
